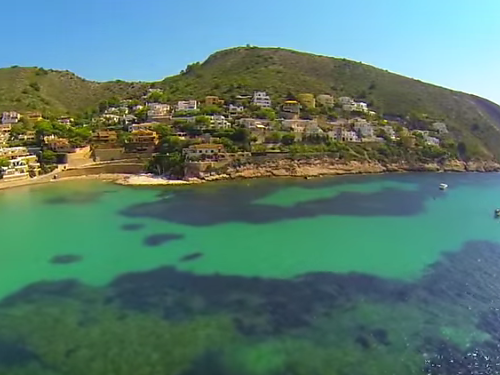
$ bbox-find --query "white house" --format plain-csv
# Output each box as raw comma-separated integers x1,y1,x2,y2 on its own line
147,103,170,121
183,144,224,159
382,125,396,139
328,128,359,142
252,91,272,108
128,122,157,132
228,104,245,115
238,118,270,129
176,100,198,111
0,147,39,180
338,97,354,105
353,120,374,139
210,115,231,129
354,102,368,112
2,112,21,125
316,94,335,107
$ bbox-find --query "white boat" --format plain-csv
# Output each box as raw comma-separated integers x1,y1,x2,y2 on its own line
439,183,448,190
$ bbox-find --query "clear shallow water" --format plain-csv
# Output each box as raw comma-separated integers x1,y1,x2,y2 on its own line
2,173,500,374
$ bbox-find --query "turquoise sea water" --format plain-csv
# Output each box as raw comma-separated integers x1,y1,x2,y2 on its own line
2,173,500,374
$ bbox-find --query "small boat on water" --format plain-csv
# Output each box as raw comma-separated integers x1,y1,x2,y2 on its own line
439,183,448,190
495,209,500,218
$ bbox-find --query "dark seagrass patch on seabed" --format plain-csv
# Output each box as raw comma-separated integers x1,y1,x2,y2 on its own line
143,234,184,246
44,192,105,205
121,223,144,231
121,188,429,226
50,254,83,264
179,252,204,262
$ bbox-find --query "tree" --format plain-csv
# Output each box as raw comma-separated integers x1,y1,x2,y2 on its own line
40,150,57,165
148,152,185,177
219,138,237,152
154,124,173,139
256,108,276,121
146,91,163,103
135,107,148,122
282,133,296,145
266,132,282,144
0,158,9,168
195,116,211,126
10,124,26,138
35,120,54,142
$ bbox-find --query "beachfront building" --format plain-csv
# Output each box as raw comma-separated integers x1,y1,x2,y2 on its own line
92,130,118,143
317,94,335,108
183,143,225,160
45,138,74,153
252,91,272,108
2,112,21,125
0,147,40,180
176,100,198,112
125,130,159,153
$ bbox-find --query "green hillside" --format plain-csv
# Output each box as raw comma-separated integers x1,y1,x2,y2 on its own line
0,66,147,115
1,47,500,159
159,47,500,159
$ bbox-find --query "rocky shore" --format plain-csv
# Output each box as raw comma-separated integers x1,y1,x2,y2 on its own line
186,158,500,182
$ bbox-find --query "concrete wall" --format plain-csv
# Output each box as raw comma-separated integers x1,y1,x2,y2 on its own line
93,148,153,162
58,163,144,178
66,146,92,167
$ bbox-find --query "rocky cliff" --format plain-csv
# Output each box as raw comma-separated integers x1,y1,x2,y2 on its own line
186,158,500,182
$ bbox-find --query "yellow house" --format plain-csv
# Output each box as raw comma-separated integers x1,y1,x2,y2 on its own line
205,96,225,106
25,112,43,122
282,100,301,113
297,93,316,109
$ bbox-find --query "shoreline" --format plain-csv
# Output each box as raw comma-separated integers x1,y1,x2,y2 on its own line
1,158,499,191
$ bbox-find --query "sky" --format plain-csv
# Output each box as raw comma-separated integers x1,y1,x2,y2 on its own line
1,0,500,104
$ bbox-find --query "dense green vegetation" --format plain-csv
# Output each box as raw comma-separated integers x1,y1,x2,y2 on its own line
0,67,146,116
2,47,500,159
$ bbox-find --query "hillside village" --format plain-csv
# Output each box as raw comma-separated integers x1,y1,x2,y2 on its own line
0,88,455,181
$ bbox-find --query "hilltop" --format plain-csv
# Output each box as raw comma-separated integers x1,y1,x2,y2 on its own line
1,46,500,158
0,66,146,116
159,47,500,159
